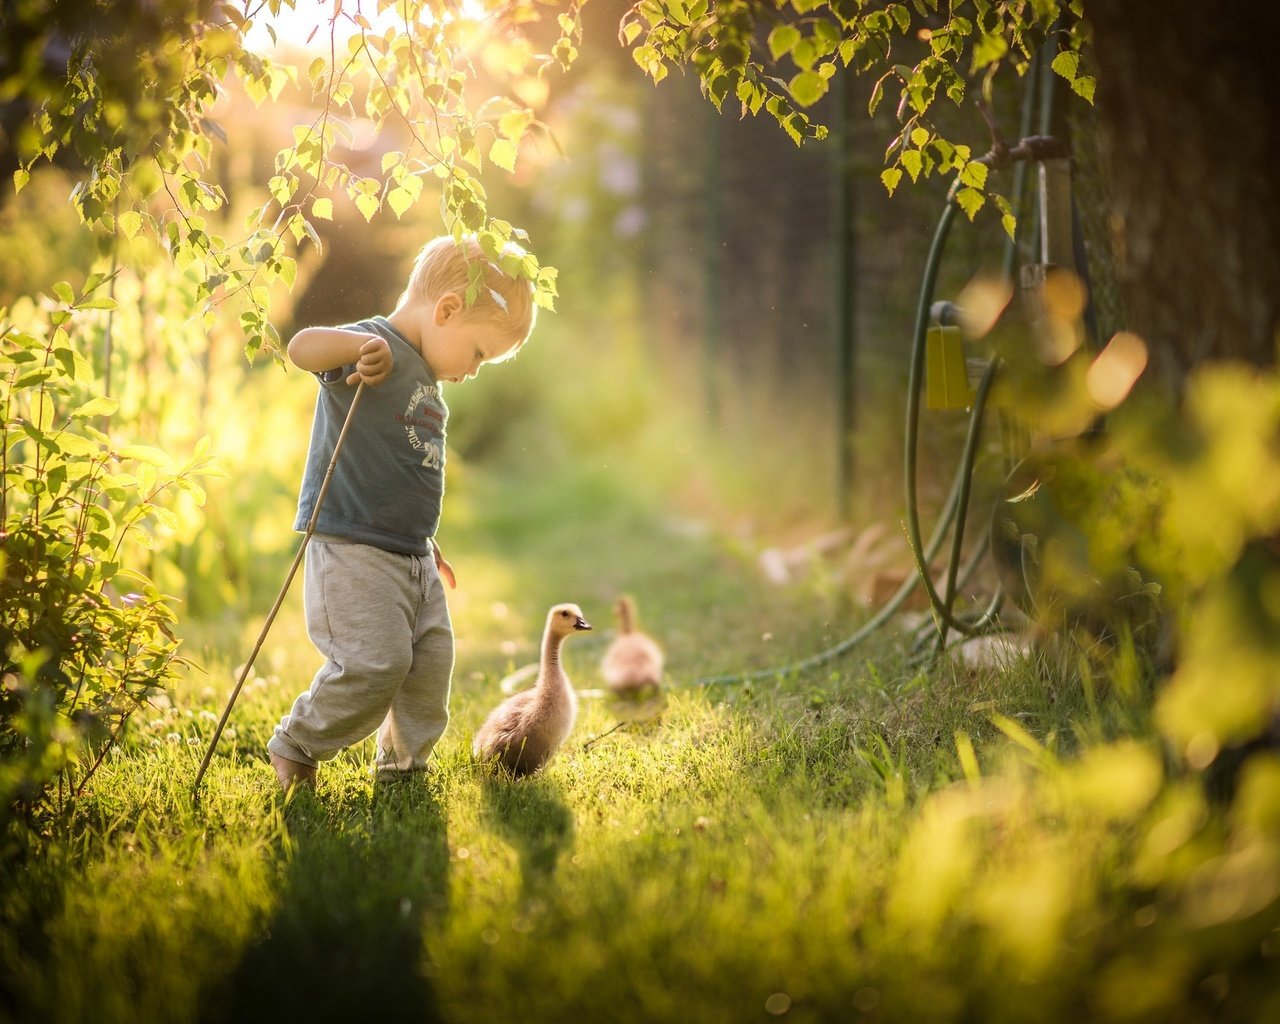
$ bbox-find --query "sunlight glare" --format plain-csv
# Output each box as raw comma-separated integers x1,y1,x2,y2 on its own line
1043,269,1087,322
243,0,493,55
1087,331,1148,409
956,271,1013,338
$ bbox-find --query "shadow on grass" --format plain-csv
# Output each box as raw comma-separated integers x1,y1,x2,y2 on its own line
478,773,574,898
208,779,451,1023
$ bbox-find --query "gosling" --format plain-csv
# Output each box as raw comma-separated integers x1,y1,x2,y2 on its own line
601,595,664,699
473,603,592,777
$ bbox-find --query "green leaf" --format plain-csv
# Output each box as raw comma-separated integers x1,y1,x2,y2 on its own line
789,71,828,107
68,347,94,383
13,167,29,193
1051,50,1080,82
489,138,518,173
71,397,119,420
387,186,413,218
117,210,142,238
955,185,985,220
51,347,76,379
30,390,55,432
901,149,923,181
15,369,54,388
996,191,1017,239
269,175,293,205
117,444,171,468
881,167,903,194
768,25,801,61
76,296,118,310
55,433,102,458
354,192,380,222
498,108,535,141
959,160,988,189
791,36,818,70
1071,75,1096,103
311,197,333,220
148,506,179,532
632,44,660,72
868,78,886,115
971,31,1008,70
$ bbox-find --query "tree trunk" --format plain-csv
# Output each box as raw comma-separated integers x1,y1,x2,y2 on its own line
1087,1,1280,393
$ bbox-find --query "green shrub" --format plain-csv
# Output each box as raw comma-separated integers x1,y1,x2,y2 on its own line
1,279,216,826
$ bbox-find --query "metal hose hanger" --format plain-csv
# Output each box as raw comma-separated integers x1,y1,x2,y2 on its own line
691,45,1063,690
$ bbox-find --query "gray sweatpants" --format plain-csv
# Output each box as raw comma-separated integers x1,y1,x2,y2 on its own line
267,539,454,773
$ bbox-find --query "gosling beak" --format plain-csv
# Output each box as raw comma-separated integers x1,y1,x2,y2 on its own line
574,616,593,631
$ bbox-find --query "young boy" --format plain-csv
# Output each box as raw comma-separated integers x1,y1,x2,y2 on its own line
267,234,535,791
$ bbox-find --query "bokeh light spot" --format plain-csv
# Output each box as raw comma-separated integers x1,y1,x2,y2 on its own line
1087,331,1148,409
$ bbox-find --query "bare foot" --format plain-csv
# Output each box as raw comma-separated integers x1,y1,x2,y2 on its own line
270,752,317,792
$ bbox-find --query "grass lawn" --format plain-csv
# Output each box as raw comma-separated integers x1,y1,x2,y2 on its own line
3,456,1279,1024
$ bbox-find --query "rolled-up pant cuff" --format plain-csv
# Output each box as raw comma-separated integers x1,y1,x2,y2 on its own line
267,731,319,769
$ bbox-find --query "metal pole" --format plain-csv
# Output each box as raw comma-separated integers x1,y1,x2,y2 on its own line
833,67,858,521
702,101,722,424
1038,158,1075,271
192,380,366,800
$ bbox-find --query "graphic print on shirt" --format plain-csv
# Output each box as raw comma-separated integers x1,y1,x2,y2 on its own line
400,382,445,469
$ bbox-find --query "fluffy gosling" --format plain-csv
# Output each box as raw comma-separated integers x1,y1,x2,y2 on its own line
473,603,592,777
601,596,664,698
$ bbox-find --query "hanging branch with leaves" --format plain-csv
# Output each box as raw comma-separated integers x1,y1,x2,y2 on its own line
10,0,588,361
619,0,1091,227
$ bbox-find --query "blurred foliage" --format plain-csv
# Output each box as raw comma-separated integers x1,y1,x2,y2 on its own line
0,279,217,824
988,272,1280,777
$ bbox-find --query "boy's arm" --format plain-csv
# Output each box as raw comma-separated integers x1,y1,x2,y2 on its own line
288,327,393,386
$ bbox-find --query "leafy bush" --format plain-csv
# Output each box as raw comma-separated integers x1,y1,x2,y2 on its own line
1,279,217,825
992,283,1280,774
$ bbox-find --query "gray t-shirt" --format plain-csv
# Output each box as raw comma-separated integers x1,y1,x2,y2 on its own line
293,316,446,555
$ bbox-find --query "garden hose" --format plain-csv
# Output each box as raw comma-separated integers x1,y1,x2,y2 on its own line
932,356,1003,653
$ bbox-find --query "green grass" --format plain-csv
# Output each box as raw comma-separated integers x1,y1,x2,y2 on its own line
4,456,1280,1024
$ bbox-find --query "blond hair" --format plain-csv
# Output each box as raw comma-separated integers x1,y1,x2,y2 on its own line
400,235,536,353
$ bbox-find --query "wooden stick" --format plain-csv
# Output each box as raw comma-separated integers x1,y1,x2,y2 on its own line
192,381,366,801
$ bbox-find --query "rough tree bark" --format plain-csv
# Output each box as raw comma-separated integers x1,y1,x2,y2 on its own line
1086,1,1280,393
